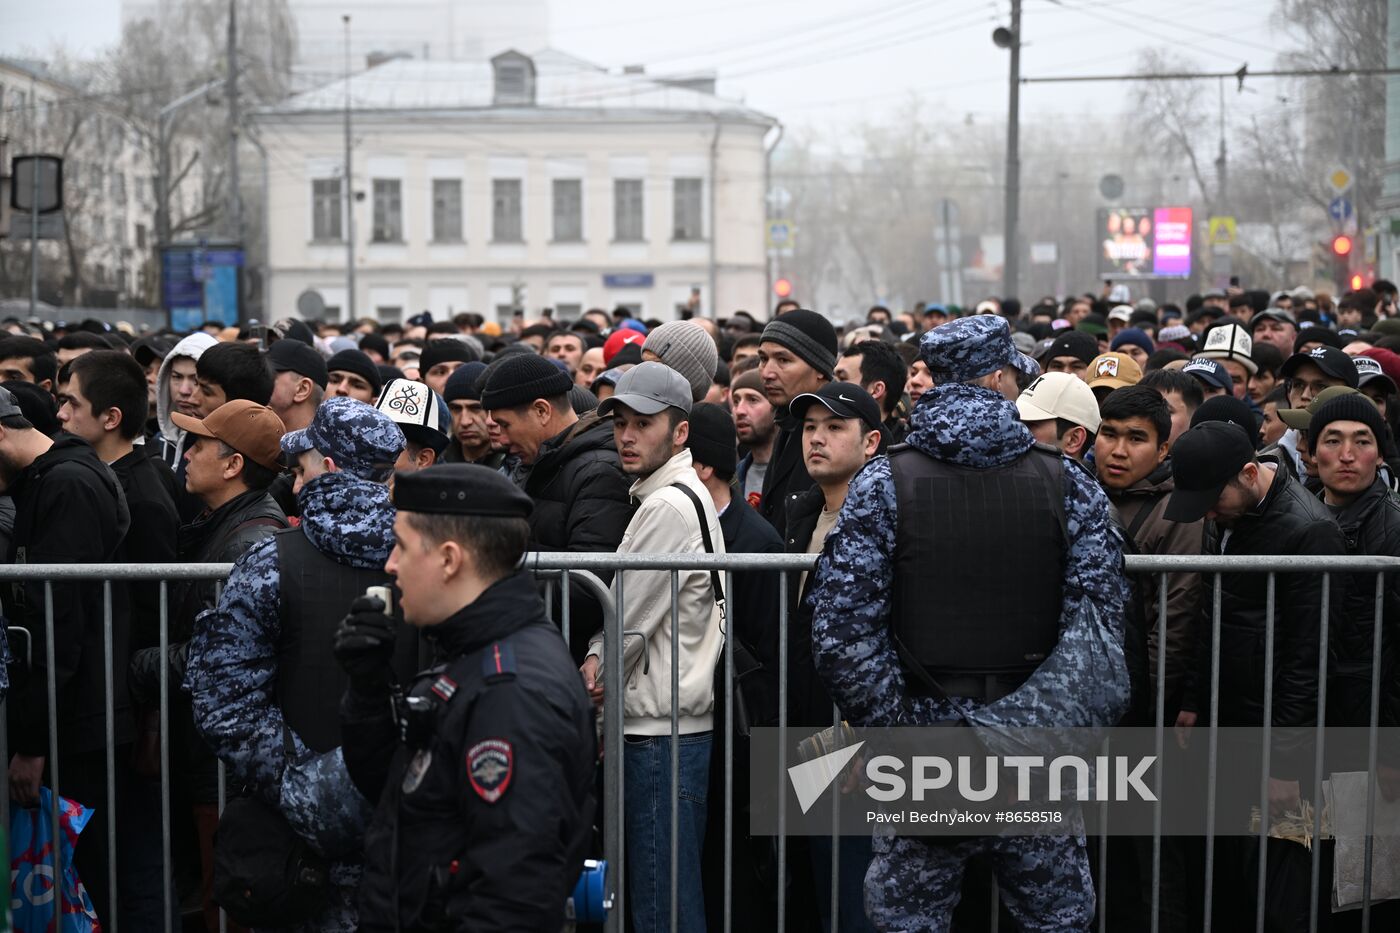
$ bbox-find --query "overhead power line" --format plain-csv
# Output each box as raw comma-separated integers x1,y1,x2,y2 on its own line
1023,66,1400,86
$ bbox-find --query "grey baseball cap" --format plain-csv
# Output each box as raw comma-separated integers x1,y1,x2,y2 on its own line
596,361,694,417
0,387,22,420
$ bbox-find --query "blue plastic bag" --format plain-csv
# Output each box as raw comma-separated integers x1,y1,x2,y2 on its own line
9,788,100,933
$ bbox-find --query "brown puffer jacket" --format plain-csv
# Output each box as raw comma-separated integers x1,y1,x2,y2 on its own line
1110,461,1205,722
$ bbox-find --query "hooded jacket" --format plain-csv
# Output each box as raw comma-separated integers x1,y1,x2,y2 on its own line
187,471,396,929
586,449,725,735
518,411,634,660
1108,461,1204,719
809,383,1126,729
5,436,132,756
155,332,218,470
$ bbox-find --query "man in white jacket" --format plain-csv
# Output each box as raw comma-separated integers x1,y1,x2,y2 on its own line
582,361,725,933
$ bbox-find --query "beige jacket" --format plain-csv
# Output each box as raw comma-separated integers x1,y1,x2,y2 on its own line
586,449,725,735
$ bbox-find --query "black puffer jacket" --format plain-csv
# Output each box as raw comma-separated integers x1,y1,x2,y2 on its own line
1324,477,1400,733
1186,458,1347,772
517,412,633,660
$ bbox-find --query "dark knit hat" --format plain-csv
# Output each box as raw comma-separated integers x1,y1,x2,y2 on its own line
479,352,574,410
1308,394,1388,453
419,337,479,373
760,309,837,379
359,332,390,360
442,361,487,403
686,402,739,480
326,348,382,393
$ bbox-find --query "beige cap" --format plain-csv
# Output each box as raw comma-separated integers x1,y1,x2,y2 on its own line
1016,372,1102,433
1086,352,1143,391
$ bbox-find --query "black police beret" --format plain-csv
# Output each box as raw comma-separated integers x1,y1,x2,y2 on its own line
392,464,533,518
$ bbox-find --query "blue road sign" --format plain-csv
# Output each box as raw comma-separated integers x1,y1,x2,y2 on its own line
1328,197,1354,224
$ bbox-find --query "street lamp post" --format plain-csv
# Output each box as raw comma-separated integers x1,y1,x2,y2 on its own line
995,1,1022,300
155,79,222,250
155,79,222,314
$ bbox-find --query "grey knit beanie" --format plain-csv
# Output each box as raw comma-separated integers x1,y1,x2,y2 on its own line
642,320,718,402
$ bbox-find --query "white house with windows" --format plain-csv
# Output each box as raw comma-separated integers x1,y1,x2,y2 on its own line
254,49,778,323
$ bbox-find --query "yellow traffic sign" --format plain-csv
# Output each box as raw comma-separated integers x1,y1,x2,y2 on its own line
1208,216,1236,246
1327,167,1353,195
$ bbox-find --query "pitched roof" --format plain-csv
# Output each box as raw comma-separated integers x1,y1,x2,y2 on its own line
261,48,774,125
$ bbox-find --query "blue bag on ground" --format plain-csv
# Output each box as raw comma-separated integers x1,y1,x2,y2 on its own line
9,788,101,933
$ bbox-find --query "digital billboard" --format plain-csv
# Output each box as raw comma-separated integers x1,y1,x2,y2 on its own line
1097,207,1193,279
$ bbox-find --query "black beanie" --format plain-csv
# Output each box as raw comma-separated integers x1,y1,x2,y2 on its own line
326,349,382,392
1308,394,1388,453
686,402,738,480
760,309,837,378
420,337,479,373
479,352,573,410
443,361,487,403
359,332,390,359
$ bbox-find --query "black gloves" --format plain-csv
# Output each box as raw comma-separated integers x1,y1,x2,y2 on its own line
333,596,397,693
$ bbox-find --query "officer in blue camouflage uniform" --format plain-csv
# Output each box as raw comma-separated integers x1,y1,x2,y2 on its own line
186,397,410,932
809,315,1127,932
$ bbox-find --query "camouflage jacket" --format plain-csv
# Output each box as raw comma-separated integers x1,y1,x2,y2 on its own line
186,470,396,918
809,382,1127,727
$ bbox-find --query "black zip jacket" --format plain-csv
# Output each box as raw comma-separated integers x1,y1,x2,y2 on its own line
5,436,132,756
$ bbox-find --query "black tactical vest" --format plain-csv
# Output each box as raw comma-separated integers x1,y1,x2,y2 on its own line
274,528,416,753
888,443,1067,688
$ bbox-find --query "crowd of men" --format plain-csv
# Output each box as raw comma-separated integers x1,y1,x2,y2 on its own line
0,279,1395,932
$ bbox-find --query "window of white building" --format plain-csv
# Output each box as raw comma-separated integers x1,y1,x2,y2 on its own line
553,179,582,242
673,178,704,241
493,179,523,242
312,178,342,241
614,178,644,242
432,178,463,242
372,179,403,242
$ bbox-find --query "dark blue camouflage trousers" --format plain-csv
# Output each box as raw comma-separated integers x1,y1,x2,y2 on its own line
864,830,1094,932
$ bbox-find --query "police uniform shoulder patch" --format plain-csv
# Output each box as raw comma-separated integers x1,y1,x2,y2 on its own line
466,738,513,803
482,641,517,683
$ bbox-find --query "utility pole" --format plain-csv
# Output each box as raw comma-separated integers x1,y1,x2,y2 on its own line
227,0,242,245
343,13,356,320
1215,78,1227,212
1001,0,1022,300
29,77,39,315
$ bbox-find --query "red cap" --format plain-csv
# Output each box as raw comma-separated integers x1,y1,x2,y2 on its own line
1360,347,1400,388
602,328,646,366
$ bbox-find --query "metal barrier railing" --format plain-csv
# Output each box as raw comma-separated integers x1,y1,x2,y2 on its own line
1,554,1398,933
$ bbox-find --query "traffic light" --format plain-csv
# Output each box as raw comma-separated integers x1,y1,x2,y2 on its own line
1331,235,1355,291
773,278,793,298
1351,273,1364,291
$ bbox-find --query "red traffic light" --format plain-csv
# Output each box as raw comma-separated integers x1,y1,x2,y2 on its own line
1332,234,1353,257
1351,273,1364,291
773,278,793,298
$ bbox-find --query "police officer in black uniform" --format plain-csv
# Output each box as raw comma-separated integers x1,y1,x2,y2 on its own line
335,463,596,932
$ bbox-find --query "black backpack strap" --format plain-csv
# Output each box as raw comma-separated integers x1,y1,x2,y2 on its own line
669,483,725,605
1124,491,1168,543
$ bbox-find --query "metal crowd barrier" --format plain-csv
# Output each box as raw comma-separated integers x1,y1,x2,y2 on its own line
1,554,1397,933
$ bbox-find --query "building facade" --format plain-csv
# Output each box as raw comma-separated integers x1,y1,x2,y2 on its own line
0,57,188,308
255,51,778,323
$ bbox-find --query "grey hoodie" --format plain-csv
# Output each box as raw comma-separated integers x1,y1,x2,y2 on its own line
155,332,218,469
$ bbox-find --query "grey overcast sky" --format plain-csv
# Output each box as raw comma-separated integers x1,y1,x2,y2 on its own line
4,0,1288,130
